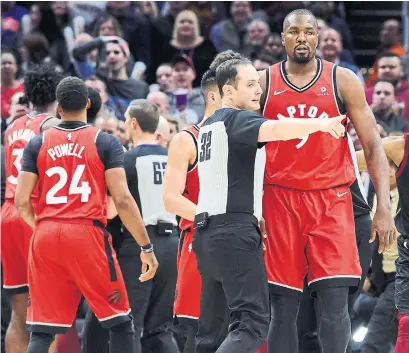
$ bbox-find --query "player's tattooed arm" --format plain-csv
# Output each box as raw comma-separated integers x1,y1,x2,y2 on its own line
337,66,397,254
356,136,405,171
163,131,197,221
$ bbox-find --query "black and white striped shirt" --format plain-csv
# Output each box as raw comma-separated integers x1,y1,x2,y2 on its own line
196,108,267,221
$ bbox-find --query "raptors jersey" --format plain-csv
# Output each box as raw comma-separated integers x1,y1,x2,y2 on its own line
4,113,53,200
263,58,355,190
36,125,107,225
396,134,409,236
179,125,200,231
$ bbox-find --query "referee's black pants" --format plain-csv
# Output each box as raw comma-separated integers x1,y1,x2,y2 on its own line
82,226,180,353
297,213,373,353
193,214,270,353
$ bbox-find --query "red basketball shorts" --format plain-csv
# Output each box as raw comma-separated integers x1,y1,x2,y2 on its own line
263,185,361,297
1,199,34,295
26,219,131,334
174,228,201,322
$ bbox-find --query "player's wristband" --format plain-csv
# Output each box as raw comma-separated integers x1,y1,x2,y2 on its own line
141,243,154,253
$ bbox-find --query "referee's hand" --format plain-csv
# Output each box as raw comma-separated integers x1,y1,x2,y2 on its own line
259,217,268,251
139,252,159,282
319,115,346,139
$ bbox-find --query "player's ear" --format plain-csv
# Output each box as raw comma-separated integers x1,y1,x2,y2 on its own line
86,98,91,109
57,104,63,116
281,32,285,46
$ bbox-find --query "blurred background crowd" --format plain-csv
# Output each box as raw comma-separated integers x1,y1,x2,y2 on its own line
1,1,409,353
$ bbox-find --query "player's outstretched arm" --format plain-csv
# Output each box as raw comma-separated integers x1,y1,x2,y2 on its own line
337,66,397,254
163,132,197,221
15,171,38,230
106,167,158,281
257,114,346,142
356,136,405,172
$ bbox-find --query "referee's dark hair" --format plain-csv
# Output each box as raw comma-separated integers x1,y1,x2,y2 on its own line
127,99,160,133
24,63,63,107
201,69,217,103
209,50,246,70
216,58,252,97
56,77,89,112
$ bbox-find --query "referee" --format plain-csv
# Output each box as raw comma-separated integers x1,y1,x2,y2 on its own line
119,99,180,353
193,58,346,353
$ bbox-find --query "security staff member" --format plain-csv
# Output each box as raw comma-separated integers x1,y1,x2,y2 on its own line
193,58,346,353
119,99,179,353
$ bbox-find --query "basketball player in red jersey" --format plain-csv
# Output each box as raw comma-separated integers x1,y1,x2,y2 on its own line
1,63,61,353
258,9,397,353
357,135,409,353
163,51,245,353
14,77,158,353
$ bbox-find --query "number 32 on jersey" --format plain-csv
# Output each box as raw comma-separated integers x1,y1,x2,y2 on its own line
199,131,212,162
45,164,91,204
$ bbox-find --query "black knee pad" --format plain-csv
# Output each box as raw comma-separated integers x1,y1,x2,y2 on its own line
110,319,135,334
27,332,54,353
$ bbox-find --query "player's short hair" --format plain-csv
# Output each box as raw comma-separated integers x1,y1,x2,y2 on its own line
216,58,252,97
209,50,246,70
201,69,217,98
283,9,317,30
24,63,63,107
127,99,160,133
87,87,102,124
378,52,403,66
56,77,89,112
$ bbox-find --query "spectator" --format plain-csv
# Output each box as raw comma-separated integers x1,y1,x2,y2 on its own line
210,1,253,53
365,53,409,120
73,36,149,119
244,19,270,59
371,79,409,133
85,76,118,118
94,115,118,135
367,19,406,87
6,92,30,125
147,91,171,114
155,115,171,148
154,10,217,88
137,1,159,21
1,1,29,51
318,28,364,83
164,114,179,141
260,33,284,62
153,63,173,93
29,4,42,33
169,54,205,124
1,50,24,119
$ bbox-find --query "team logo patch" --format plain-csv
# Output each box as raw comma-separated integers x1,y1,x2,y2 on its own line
108,289,122,304
317,85,330,96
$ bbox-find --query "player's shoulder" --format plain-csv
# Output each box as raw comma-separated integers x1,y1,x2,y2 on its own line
335,65,360,84
168,130,197,158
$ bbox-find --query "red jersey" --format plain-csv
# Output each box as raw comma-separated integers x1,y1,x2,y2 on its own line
36,125,108,225
179,125,200,231
263,58,355,190
4,113,53,200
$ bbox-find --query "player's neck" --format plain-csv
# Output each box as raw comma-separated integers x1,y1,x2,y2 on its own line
286,57,318,75
133,132,158,146
199,107,217,126
32,103,57,117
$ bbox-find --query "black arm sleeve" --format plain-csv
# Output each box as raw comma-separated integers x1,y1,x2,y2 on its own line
21,135,43,175
72,37,105,62
228,111,268,148
96,132,124,170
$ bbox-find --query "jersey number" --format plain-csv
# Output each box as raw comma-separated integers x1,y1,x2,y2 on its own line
7,148,24,185
199,131,212,162
45,165,91,204
153,162,167,185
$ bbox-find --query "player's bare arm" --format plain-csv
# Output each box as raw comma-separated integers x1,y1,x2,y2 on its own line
41,117,61,131
337,66,397,253
15,171,38,230
163,132,197,221
258,114,346,142
357,135,405,172
105,167,158,281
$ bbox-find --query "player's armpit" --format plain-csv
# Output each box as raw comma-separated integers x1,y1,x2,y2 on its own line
41,117,61,132
105,167,151,247
163,132,196,221
15,171,38,229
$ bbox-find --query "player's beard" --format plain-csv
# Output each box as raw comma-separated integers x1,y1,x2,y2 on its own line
292,49,313,64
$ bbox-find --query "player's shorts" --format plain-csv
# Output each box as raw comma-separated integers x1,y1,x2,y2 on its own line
263,184,362,297
174,227,201,323
1,199,34,295
26,219,131,334
396,235,409,315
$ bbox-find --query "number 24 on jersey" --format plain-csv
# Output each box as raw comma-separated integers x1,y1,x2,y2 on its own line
45,164,91,205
